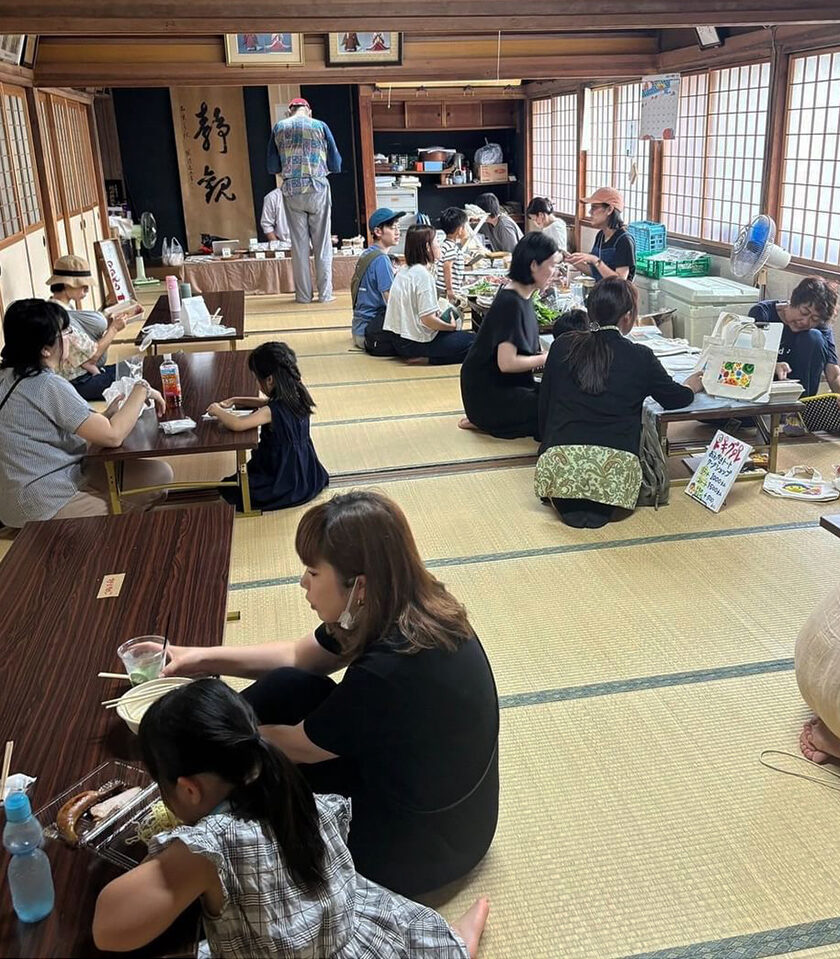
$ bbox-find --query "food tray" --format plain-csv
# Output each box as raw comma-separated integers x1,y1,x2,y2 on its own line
37,760,159,869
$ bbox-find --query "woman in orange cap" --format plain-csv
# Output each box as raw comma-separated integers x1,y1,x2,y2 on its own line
565,187,636,283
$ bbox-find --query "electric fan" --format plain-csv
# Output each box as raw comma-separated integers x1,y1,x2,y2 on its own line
730,214,791,284
131,211,159,285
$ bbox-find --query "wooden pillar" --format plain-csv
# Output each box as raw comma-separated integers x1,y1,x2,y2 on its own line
356,85,376,245
86,100,110,239
762,30,790,222
25,87,59,264
574,84,586,252
649,140,663,222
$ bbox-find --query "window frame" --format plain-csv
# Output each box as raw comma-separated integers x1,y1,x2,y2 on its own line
0,82,45,252
529,91,579,221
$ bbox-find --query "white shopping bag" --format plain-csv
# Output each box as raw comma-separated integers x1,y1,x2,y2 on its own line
762,466,840,502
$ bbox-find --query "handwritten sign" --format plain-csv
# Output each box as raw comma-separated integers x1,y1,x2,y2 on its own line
685,430,752,513
170,86,255,250
94,239,136,307
97,573,126,599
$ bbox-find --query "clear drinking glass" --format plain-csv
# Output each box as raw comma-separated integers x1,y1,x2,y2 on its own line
117,636,166,686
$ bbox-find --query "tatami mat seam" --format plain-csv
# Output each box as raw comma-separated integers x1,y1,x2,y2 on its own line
310,373,460,389
498,658,795,710
228,519,819,592
617,916,840,958
314,410,463,428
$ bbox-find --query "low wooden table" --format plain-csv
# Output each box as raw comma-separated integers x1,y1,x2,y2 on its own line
655,400,805,486
134,290,245,353
820,514,840,537
87,351,260,515
0,503,234,958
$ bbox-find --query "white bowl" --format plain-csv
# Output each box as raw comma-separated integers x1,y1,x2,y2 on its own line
116,677,192,734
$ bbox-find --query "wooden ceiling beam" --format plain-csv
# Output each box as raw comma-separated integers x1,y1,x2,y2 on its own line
2,1,839,34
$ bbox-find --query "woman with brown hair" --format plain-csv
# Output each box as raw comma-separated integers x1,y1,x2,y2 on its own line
384,223,475,365
536,277,703,528
162,491,499,898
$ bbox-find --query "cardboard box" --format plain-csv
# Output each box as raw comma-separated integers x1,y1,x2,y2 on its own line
474,163,508,183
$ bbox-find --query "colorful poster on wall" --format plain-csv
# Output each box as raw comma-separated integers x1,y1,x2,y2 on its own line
640,74,681,141
170,87,256,251
685,430,752,512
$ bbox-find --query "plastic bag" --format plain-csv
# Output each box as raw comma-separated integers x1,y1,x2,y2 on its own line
474,140,503,165
161,238,185,266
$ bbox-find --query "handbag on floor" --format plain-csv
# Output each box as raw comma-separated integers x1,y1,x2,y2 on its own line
762,465,839,501
700,318,776,402
801,393,840,434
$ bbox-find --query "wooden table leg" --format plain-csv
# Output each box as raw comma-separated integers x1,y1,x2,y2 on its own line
236,449,260,517
768,412,782,473
104,460,123,515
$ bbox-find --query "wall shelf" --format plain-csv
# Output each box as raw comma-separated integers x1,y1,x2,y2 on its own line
435,180,514,189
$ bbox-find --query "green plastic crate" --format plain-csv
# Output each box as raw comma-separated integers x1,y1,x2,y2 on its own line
636,250,711,279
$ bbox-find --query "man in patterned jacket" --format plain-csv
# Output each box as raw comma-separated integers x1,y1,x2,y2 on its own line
267,97,342,304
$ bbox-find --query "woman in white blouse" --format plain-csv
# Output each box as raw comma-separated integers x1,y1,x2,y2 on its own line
526,197,568,253
383,225,475,366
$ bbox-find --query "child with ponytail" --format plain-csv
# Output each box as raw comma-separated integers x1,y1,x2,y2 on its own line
93,679,489,958
207,340,328,512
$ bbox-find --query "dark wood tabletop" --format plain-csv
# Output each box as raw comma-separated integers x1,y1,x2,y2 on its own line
0,503,234,957
87,350,259,461
134,290,245,346
657,399,805,422
820,514,840,538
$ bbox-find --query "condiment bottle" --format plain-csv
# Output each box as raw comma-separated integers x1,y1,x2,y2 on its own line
165,275,181,322
159,353,183,410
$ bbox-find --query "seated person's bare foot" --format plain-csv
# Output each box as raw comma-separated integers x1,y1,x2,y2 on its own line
452,897,490,958
458,417,480,431
799,716,840,763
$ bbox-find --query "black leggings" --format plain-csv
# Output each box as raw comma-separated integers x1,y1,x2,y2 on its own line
241,667,499,897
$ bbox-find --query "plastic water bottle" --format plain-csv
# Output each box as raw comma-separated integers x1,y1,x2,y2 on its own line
3,792,54,923
160,353,183,410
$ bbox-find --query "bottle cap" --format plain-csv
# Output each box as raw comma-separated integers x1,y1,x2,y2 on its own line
163,354,172,362
5,791,32,823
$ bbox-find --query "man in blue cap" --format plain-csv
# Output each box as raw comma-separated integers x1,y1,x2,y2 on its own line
350,208,402,351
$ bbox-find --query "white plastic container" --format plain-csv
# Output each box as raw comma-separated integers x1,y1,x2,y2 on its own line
634,274,662,315
659,276,759,345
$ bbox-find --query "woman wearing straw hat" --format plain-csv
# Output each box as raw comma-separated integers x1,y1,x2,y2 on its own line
47,254,131,401
565,187,636,283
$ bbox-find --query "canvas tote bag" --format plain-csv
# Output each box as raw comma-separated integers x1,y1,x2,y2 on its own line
762,465,839,502
700,318,776,402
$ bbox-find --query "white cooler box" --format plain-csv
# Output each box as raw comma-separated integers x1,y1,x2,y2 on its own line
634,274,662,315
659,276,760,346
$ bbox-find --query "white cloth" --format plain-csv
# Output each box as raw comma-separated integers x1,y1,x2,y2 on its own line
541,218,568,252
260,188,290,243
384,265,439,344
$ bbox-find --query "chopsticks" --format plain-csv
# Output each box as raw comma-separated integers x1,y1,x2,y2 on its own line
99,672,129,680
1,740,14,798
102,689,166,710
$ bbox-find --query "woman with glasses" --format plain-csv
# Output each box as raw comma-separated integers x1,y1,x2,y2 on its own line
748,276,839,400
565,187,636,283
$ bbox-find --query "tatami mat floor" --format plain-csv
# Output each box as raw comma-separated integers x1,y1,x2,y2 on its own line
34,289,840,956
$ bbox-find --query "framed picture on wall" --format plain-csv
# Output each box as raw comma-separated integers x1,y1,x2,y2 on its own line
326,32,402,67
20,35,38,69
0,35,25,65
224,34,304,65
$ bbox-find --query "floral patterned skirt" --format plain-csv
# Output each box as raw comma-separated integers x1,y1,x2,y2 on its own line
534,444,642,510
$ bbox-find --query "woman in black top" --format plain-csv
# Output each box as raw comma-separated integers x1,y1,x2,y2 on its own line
162,491,499,898
565,186,636,282
537,278,703,528
459,232,559,439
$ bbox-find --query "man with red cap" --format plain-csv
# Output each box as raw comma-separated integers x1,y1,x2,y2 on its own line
565,186,637,283
267,97,342,303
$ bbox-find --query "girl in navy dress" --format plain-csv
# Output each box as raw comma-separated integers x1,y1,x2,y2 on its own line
208,341,329,512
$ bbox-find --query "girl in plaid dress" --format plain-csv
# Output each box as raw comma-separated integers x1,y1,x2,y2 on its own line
93,679,489,958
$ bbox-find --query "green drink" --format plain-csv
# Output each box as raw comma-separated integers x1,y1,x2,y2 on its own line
118,636,166,687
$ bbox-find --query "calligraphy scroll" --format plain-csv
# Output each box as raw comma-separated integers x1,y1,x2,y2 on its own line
170,87,256,251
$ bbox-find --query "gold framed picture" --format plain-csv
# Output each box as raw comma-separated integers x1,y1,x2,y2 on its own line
326,32,402,67
224,34,305,66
